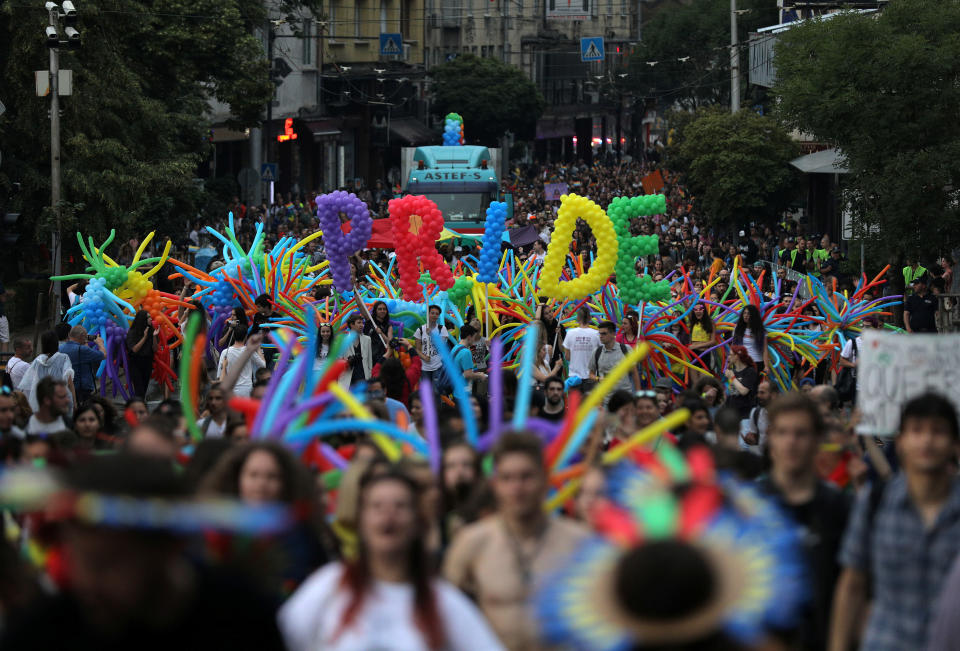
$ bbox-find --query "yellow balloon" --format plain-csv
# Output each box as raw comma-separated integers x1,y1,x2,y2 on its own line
538,193,619,299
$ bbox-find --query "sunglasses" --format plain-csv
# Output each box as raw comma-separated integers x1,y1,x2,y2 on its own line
635,390,657,398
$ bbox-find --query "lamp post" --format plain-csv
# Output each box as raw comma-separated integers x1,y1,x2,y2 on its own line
44,1,80,324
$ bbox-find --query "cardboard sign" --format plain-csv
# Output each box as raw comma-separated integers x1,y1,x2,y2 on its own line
544,183,568,201
641,170,665,195
857,330,960,435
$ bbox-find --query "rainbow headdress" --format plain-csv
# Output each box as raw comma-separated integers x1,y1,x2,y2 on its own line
536,445,807,649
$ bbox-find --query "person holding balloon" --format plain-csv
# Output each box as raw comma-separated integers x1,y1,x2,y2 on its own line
126,310,157,399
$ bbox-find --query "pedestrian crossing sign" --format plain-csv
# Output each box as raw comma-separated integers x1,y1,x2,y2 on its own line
380,33,403,57
581,37,604,62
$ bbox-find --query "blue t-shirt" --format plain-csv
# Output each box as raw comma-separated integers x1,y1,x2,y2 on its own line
384,397,411,424
59,341,105,392
453,344,474,376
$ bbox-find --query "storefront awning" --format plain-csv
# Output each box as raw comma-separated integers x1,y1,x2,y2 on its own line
790,148,849,174
210,127,249,143
389,117,437,145
304,119,342,141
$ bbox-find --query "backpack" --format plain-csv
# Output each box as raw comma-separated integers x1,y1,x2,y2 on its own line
432,343,467,396
593,342,630,374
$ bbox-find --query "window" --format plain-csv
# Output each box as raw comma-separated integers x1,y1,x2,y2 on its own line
380,0,387,32
303,19,313,64
329,2,336,37
354,1,361,37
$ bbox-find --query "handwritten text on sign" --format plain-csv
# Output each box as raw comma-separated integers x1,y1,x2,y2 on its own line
857,330,960,435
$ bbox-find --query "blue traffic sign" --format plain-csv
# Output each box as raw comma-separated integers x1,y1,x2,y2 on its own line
580,37,605,62
379,33,403,57
260,163,277,183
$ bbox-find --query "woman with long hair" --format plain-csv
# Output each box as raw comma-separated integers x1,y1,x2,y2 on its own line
616,310,640,347
72,403,104,449
218,306,249,349
200,441,337,594
724,345,759,419
688,302,717,372
125,310,156,399
363,300,394,365
730,304,770,372
278,470,502,651
314,322,338,370
531,320,562,388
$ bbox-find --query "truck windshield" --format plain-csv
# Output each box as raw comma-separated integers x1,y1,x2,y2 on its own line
426,193,490,223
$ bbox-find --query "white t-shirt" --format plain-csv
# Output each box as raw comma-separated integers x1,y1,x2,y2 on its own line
197,416,227,439
7,356,29,389
739,406,769,455
27,415,68,435
741,328,764,363
416,323,449,372
278,562,504,651
217,346,266,397
841,336,862,378
563,326,600,379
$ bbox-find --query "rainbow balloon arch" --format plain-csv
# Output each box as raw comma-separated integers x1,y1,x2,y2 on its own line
52,189,900,497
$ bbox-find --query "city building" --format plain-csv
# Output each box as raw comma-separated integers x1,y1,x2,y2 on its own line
423,0,640,162
208,0,430,203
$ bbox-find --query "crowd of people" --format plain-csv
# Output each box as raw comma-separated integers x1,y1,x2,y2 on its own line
1,159,959,650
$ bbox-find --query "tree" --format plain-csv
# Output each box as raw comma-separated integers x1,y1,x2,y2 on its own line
429,54,545,145
671,107,799,228
0,0,318,249
773,0,960,262
626,0,777,110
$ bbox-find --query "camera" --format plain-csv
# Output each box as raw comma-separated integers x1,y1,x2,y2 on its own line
64,26,81,48
388,337,401,350
45,26,59,48
61,1,78,24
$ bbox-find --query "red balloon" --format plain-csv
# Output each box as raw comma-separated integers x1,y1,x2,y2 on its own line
387,195,454,300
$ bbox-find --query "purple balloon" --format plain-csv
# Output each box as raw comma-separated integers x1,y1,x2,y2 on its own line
315,192,373,293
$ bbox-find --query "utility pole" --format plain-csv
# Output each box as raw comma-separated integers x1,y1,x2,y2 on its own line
44,1,79,324
730,0,739,113
49,6,61,324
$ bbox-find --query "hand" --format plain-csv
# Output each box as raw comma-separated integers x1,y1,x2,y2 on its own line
153,328,160,336
95,336,105,347
724,369,734,380
246,332,263,349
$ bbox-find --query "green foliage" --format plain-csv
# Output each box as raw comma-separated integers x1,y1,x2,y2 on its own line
0,0,317,253
671,107,799,228
773,0,960,262
429,54,545,144
627,0,777,109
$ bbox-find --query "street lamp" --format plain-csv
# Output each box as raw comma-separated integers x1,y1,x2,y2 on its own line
44,2,81,324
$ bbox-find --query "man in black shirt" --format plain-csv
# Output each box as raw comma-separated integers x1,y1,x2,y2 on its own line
539,377,566,422
904,276,939,333
757,393,849,650
252,293,279,368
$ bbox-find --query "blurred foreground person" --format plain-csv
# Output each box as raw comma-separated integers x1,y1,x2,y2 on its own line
830,393,960,651
444,432,588,650
279,469,501,650
0,454,285,650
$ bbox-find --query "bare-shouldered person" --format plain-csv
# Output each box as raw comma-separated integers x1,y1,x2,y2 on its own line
443,432,588,651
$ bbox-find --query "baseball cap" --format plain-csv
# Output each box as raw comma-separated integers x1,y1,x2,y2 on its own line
913,276,927,285
738,230,745,237
654,377,673,392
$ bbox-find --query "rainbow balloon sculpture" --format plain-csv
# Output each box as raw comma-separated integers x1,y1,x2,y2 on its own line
51,186,898,513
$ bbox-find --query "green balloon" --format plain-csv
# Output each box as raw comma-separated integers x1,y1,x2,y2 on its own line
607,194,668,304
